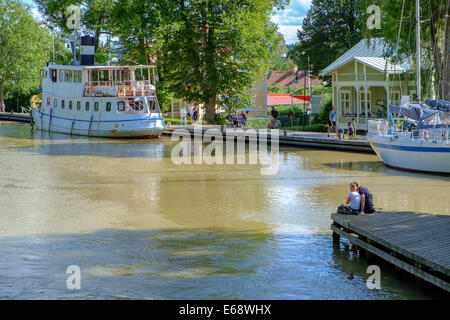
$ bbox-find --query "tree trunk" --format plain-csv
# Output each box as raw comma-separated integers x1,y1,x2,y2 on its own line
0,80,4,107
429,6,444,99
443,1,450,101
205,96,216,124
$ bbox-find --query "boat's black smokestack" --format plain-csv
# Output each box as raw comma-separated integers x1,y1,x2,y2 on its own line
80,36,95,66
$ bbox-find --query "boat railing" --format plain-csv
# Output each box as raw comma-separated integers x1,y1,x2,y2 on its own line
392,128,450,144
83,80,156,97
367,119,389,136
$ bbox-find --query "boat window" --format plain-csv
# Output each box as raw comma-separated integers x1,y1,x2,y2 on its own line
100,70,109,81
51,69,57,82
64,70,72,82
94,102,99,112
74,71,79,83
77,71,83,83
106,102,111,112
61,100,65,109
86,101,90,111
90,70,99,82
77,101,81,110
60,70,64,82
54,99,57,108
117,101,125,111
69,101,73,110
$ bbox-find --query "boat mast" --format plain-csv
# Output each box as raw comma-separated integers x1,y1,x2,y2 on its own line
416,0,421,103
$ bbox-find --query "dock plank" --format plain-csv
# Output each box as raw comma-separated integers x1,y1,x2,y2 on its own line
331,211,450,281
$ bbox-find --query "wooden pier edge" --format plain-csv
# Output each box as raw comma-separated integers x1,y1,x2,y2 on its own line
331,212,450,292
331,224,449,292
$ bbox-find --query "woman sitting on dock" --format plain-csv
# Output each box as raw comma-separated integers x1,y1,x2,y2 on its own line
345,182,361,215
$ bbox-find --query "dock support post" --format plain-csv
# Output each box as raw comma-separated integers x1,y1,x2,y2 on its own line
332,223,340,243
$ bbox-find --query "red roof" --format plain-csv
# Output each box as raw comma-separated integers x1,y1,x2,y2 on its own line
268,70,321,88
267,94,311,106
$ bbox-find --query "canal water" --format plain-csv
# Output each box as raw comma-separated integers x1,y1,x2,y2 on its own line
0,121,448,299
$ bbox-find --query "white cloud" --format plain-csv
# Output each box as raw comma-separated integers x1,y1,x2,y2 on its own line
271,0,312,44
277,25,303,44
294,0,313,7
31,8,43,22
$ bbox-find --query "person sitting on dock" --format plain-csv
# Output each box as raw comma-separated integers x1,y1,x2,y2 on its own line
345,182,361,215
353,182,375,215
269,106,279,128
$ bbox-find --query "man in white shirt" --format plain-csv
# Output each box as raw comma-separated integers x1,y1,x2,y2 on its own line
346,182,361,215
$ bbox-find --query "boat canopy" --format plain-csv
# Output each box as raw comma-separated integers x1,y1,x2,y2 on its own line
389,103,439,122
424,99,450,112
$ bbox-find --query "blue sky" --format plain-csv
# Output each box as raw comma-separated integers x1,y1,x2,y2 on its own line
24,0,312,45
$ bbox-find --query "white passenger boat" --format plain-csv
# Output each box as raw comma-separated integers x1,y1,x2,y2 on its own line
30,36,165,138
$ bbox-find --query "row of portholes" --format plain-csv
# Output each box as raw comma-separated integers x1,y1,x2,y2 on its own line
46,98,126,112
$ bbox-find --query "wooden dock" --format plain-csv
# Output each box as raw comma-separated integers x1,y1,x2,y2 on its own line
1,115,373,152
0,112,31,123
331,211,450,292
163,125,374,153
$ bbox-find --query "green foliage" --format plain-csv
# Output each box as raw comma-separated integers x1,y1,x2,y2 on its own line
0,1,70,106
245,118,269,128
361,0,449,100
34,0,115,52
154,0,287,123
310,85,331,96
268,84,284,94
318,94,333,125
294,0,364,75
162,118,192,125
267,85,310,95
214,113,227,125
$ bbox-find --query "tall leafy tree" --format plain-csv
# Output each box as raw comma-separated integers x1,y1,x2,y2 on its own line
294,0,364,75
0,0,70,109
155,0,285,122
362,0,449,100
34,0,114,53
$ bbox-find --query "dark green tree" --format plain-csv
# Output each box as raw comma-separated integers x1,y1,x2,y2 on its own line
362,0,449,100
154,0,287,123
34,0,114,53
294,0,364,75
0,0,70,109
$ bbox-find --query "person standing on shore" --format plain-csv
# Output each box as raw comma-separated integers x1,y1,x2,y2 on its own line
0,101,5,113
328,106,337,137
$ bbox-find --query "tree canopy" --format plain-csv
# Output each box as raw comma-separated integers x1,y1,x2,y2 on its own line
293,0,364,75
0,0,70,108
34,0,287,122
361,0,449,100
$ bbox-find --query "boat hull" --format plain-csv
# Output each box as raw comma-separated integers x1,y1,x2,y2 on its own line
367,136,450,173
31,108,165,139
